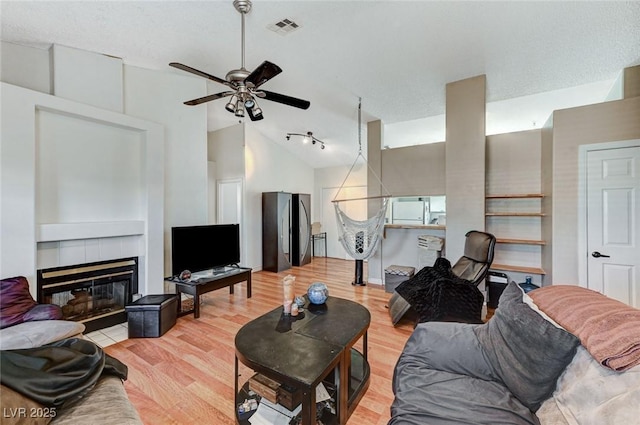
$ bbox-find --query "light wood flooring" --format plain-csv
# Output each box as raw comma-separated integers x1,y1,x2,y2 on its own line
105,257,416,425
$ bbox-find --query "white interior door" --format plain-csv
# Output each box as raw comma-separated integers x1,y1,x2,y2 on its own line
217,179,242,224
321,186,367,260
586,146,640,307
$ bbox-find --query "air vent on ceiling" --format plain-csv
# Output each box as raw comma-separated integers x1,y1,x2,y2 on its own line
267,18,301,35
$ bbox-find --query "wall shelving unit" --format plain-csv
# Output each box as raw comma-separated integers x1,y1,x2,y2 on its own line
485,193,546,276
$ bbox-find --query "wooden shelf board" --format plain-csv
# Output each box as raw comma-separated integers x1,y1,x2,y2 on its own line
486,212,545,217
486,193,544,199
491,264,546,274
496,238,546,245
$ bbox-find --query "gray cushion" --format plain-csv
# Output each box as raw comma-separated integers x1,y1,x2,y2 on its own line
474,282,580,411
390,322,538,425
52,376,142,425
0,320,85,350
388,291,413,326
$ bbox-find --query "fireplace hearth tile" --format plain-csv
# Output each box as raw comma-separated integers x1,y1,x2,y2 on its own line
103,324,128,340
85,323,129,347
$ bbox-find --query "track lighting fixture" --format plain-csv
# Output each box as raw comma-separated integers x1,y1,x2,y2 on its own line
224,93,260,119
285,131,326,150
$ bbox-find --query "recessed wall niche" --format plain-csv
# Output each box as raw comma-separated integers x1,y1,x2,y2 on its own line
36,109,144,225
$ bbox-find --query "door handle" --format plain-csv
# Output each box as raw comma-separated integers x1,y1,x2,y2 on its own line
591,251,611,258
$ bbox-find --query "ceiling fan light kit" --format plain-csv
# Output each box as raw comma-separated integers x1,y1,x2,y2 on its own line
169,0,310,121
287,131,326,150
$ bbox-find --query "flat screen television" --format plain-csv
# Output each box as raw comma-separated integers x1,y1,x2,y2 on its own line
171,224,240,276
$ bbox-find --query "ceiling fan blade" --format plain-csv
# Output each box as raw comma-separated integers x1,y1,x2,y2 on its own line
169,62,231,87
246,107,264,121
183,91,235,106
245,61,282,89
260,90,311,110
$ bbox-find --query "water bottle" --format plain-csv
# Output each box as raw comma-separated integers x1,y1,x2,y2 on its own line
519,275,539,293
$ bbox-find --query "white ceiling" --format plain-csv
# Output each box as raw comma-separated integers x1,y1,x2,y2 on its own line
2,1,640,168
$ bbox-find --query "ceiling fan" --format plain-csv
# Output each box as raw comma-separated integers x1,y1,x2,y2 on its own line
169,0,310,121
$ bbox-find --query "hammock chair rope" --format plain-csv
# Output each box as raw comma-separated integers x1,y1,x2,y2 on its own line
332,98,391,260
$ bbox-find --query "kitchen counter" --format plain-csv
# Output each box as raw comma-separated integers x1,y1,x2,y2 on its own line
385,224,446,231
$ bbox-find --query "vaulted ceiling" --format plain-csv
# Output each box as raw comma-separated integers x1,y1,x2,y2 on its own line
2,1,639,168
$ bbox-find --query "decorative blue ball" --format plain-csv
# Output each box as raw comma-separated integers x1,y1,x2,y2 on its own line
307,282,329,305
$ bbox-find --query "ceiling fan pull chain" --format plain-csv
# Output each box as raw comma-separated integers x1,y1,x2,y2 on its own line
358,97,362,154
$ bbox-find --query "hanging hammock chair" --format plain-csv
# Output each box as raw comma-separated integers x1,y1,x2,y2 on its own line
333,198,389,260
332,98,392,264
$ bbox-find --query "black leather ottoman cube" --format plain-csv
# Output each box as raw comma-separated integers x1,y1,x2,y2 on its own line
126,294,177,338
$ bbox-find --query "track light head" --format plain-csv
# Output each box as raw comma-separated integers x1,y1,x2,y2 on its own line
286,134,290,141
225,95,237,113
234,99,244,117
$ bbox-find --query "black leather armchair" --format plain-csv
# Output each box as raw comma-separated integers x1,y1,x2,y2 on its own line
451,230,496,285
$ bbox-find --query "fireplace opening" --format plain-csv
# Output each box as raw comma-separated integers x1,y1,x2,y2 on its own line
37,257,138,333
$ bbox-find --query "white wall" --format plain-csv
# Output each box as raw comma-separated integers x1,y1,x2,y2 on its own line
124,65,208,278
52,45,123,113
314,163,367,222
381,142,446,196
486,129,544,285
0,41,51,93
208,124,245,180
445,75,487,262
208,124,246,264
551,96,640,284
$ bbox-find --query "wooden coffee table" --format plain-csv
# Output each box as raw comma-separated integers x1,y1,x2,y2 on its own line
234,296,370,425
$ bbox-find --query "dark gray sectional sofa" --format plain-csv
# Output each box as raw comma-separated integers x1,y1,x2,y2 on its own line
389,282,585,425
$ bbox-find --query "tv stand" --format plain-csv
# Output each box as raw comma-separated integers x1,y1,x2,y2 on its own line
167,266,251,318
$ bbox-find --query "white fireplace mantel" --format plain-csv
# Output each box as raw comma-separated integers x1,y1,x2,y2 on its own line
36,221,146,242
